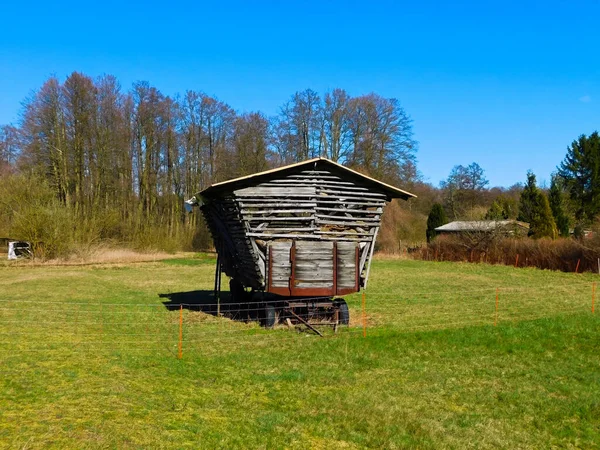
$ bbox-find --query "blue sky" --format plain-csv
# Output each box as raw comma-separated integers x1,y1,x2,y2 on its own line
1,0,598,187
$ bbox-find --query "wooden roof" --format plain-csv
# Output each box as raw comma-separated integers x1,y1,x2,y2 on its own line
196,158,416,201
435,220,530,232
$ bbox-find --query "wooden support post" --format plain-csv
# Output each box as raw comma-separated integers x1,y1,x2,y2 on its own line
362,290,367,338
363,227,379,289
515,254,519,268
214,254,221,315
494,288,499,327
333,309,339,334
333,242,338,295
575,259,581,273
593,282,596,314
178,304,183,360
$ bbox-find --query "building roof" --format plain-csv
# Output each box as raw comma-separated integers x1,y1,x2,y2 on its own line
435,220,530,232
196,157,416,201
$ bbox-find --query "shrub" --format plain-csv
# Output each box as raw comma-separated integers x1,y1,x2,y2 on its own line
422,234,600,273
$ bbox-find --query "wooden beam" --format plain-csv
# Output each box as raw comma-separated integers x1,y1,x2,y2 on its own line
286,308,323,337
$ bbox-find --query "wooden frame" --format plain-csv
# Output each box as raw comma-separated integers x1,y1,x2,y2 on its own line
194,159,414,298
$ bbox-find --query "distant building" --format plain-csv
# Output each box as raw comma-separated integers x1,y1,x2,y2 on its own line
435,220,529,237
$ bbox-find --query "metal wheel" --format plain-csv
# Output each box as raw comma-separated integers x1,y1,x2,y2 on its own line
333,298,350,325
260,304,277,328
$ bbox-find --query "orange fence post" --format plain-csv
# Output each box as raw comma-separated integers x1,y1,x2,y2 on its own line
593,282,596,314
361,290,367,338
494,288,499,327
178,304,183,359
515,254,519,268
575,259,581,273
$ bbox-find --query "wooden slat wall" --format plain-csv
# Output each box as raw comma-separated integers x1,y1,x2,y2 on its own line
269,242,291,288
294,241,334,289
200,195,264,290
202,167,388,292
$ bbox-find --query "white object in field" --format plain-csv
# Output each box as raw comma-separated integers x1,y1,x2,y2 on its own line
8,241,17,260
7,241,32,260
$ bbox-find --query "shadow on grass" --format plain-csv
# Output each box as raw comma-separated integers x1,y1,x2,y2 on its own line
158,290,261,321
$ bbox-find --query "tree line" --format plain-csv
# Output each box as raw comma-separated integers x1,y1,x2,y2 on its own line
0,72,417,257
426,131,600,242
1,71,597,258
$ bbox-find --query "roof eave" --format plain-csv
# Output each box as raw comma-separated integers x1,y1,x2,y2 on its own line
195,157,416,201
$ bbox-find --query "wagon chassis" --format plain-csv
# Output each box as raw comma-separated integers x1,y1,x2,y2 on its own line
213,254,350,335
188,158,415,335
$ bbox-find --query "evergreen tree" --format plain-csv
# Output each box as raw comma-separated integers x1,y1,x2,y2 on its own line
485,200,506,220
426,203,448,243
485,195,516,220
558,131,600,221
548,175,570,237
517,172,557,238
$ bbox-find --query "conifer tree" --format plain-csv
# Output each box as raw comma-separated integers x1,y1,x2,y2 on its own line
426,203,448,242
558,131,600,221
548,175,570,237
517,172,557,238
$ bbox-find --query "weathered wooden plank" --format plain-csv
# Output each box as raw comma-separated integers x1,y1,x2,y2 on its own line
297,241,333,248
296,262,334,269
317,193,388,202
248,232,372,241
315,207,383,214
235,186,316,196
242,209,315,215
250,227,318,232
316,214,380,222
295,281,334,288
318,188,386,198
316,199,386,207
286,174,343,180
239,202,317,208
316,231,374,236
242,208,314,218
317,220,379,227
247,216,314,222
260,181,370,191
262,178,354,185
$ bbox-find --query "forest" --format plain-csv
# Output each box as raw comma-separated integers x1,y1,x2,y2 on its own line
0,71,598,260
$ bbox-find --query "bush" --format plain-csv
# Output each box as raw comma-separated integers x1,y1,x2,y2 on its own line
0,172,212,260
422,234,600,273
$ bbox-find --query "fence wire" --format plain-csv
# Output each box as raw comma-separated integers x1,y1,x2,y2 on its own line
0,283,596,357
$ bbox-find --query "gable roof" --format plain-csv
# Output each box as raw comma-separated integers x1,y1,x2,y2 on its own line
435,220,530,232
196,157,416,200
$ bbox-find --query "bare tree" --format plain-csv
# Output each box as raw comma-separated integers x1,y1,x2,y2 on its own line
0,125,20,173
233,112,269,177
322,88,351,162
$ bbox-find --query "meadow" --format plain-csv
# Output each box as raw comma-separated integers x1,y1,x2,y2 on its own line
0,255,598,449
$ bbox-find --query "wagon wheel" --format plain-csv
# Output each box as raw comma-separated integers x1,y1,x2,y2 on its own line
333,298,350,325
260,304,278,328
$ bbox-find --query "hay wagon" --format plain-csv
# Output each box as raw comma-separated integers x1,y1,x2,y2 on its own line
186,158,415,329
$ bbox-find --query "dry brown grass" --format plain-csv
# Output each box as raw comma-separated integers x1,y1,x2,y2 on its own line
1,246,189,267
373,251,412,260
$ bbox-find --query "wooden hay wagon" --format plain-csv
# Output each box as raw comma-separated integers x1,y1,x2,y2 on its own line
186,158,415,329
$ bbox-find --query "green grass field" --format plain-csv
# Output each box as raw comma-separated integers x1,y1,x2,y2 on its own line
0,256,598,449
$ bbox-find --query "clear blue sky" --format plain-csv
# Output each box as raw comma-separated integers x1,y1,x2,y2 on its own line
1,0,598,187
